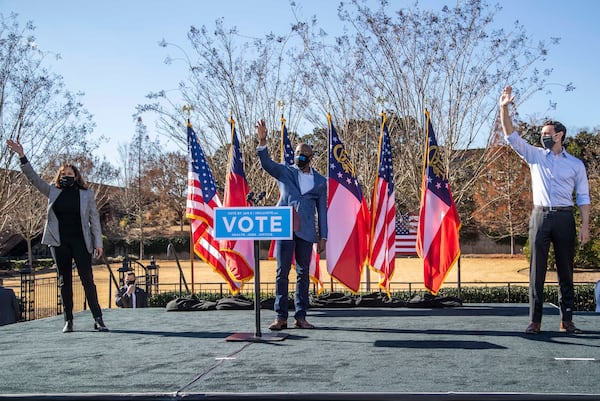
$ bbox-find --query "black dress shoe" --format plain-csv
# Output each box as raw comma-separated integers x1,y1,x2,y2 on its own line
63,320,73,333
94,317,109,332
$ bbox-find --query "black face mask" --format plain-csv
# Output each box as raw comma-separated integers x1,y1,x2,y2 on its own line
541,136,555,150
295,154,311,169
61,176,75,188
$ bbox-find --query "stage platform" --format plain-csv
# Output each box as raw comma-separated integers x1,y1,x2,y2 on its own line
1,304,599,400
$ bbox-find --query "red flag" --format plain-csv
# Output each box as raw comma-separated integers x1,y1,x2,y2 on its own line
368,114,396,293
186,122,242,293
309,243,324,295
326,114,370,293
221,116,255,282
268,116,324,293
415,110,461,295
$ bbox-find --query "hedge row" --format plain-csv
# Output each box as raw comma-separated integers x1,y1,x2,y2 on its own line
148,284,598,312
0,258,55,271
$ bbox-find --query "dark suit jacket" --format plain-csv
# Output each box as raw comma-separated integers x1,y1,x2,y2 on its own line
258,147,328,243
115,286,148,308
0,286,20,325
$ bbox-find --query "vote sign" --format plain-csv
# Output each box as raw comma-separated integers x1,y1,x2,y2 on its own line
214,206,293,240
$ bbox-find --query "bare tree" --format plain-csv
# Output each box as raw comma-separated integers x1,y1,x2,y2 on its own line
291,0,567,215
5,177,46,267
136,1,569,226
145,151,188,231
472,125,531,254
136,18,319,206
112,118,162,258
0,14,99,261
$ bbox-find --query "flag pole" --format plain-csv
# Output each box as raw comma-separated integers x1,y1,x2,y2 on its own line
327,112,334,293
183,105,195,294
367,96,387,293
189,225,194,295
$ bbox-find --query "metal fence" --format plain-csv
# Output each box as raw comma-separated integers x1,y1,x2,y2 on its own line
7,271,596,322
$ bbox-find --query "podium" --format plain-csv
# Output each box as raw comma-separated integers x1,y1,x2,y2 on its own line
214,206,293,342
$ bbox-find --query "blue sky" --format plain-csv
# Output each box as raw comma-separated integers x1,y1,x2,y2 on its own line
2,0,599,165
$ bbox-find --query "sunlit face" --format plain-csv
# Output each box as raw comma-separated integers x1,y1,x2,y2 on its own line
294,144,313,158
125,273,136,285
61,166,76,178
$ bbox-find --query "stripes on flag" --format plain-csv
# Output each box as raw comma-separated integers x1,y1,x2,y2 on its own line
415,110,461,295
186,122,242,294
368,114,396,293
326,114,370,293
221,116,255,282
395,213,418,256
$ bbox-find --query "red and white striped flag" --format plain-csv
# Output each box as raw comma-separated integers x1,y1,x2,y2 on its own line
395,213,418,255
221,117,255,283
326,114,370,293
186,122,242,293
416,110,461,295
368,113,396,293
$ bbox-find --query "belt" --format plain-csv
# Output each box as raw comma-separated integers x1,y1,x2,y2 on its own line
534,206,573,212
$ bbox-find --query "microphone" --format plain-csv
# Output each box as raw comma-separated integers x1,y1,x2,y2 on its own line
246,191,255,206
255,191,266,204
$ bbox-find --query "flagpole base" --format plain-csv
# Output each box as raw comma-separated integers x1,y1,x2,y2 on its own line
226,332,287,342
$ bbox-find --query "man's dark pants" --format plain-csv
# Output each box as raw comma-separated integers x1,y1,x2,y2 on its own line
274,235,313,320
529,207,576,323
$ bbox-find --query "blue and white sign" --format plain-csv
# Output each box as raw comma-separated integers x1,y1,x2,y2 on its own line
214,206,293,240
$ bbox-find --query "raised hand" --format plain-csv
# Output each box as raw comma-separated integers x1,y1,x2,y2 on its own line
255,119,267,145
499,86,515,107
6,139,25,157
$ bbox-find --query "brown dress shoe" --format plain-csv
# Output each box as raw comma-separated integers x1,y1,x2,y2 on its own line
525,322,541,334
268,318,287,331
560,321,582,334
294,318,315,329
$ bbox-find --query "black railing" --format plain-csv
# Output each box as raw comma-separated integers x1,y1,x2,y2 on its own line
7,276,597,321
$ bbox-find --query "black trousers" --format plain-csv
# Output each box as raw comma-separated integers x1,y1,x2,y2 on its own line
51,236,102,321
529,208,576,323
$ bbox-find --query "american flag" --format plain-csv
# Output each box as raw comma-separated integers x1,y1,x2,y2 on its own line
368,116,396,292
185,122,242,293
280,120,295,165
395,213,418,255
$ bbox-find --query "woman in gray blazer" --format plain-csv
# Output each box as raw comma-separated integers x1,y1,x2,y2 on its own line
7,139,108,333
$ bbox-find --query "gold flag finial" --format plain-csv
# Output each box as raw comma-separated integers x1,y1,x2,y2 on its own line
375,95,387,114
182,105,193,117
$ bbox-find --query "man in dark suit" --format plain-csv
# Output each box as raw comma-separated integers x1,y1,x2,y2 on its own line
0,278,20,325
115,272,148,308
256,119,328,330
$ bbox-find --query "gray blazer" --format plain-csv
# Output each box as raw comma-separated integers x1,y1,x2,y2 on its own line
20,162,103,253
258,147,327,243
